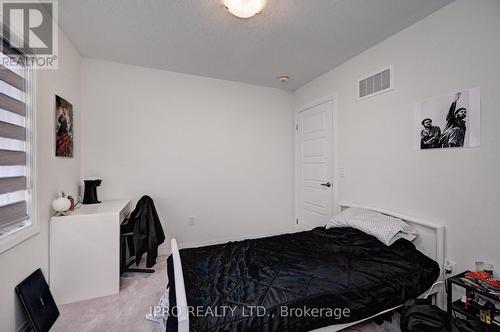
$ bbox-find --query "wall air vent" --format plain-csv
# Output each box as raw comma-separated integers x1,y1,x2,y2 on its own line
358,66,393,100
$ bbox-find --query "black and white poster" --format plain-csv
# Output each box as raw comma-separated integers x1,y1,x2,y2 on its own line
415,87,480,150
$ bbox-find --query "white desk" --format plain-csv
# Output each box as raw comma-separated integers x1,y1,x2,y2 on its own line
49,200,132,305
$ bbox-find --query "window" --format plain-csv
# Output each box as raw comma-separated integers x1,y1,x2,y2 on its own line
0,37,35,241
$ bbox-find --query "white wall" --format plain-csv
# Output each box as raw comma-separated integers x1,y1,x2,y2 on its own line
0,32,82,331
3,3,497,330
81,60,294,247
294,0,500,275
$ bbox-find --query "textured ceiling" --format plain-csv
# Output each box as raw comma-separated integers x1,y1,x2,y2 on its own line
57,0,454,90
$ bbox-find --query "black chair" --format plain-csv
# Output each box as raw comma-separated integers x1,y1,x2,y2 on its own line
120,217,155,274
121,195,165,274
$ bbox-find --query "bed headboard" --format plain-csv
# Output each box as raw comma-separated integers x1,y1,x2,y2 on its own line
338,202,445,271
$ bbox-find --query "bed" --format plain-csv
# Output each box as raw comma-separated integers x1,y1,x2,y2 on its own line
165,203,445,332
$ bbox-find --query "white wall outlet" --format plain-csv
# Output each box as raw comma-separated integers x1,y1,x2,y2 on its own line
444,259,457,275
188,216,196,226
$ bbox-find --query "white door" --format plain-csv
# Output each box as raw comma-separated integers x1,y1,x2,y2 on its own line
296,100,333,230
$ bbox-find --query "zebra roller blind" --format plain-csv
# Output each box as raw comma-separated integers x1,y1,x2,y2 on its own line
0,38,30,232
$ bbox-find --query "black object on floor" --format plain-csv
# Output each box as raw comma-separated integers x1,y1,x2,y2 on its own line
15,268,59,332
452,317,491,332
401,299,452,332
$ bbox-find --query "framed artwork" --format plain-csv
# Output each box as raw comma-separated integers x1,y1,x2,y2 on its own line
415,87,480,150
55,95,73,157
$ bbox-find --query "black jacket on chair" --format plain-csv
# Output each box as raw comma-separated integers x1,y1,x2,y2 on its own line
129,195,165,268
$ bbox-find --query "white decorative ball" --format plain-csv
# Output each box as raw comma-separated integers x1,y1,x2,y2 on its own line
52,196,71,212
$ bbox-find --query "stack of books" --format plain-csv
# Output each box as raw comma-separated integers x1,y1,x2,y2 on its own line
461,271,500,298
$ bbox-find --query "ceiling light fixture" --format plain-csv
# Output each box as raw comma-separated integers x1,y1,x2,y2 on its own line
224,0,267,19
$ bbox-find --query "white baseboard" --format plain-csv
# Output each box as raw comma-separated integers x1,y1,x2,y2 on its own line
177,229,294,249
294,223,314,232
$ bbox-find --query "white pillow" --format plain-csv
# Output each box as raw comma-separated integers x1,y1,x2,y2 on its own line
388,232,417,245
326,207,417,246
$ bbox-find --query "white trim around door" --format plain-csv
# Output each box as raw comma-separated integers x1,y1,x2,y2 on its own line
294,96,338,231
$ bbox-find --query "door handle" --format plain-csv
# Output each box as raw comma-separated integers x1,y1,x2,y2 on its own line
321,182,331,188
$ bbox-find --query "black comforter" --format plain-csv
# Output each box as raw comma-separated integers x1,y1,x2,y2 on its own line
167,227,439,332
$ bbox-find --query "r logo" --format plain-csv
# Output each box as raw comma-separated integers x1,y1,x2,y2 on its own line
2,1,54,55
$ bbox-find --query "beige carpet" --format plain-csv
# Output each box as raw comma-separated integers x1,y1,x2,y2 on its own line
51,253,400,332
52,255,168,332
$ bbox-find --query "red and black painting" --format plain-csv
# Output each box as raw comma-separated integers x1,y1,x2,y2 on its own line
55,95,73,157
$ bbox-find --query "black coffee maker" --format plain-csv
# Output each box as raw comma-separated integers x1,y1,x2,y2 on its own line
82,179,101,204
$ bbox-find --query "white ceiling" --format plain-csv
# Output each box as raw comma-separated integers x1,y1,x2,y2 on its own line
57,0,453,90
